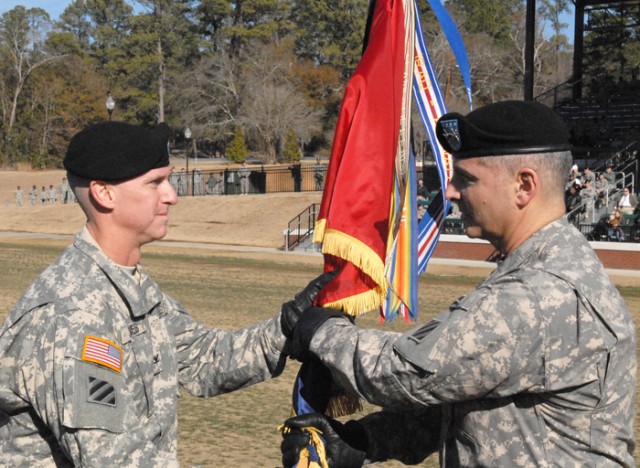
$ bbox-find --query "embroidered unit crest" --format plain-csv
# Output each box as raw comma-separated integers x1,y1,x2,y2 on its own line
440,118,462,151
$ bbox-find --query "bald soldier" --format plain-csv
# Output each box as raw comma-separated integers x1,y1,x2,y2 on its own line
280,101,636,467
0,121,328,466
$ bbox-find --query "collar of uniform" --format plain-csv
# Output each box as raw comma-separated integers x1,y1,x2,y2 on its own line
73,232,162,318
491,217,567,276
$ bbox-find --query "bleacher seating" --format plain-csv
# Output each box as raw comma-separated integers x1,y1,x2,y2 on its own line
551,81,639,243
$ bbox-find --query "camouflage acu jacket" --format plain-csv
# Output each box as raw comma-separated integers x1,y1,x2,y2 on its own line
310,218,636,467
0,232,287,466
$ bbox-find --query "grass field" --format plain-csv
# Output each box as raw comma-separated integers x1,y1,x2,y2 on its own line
0,239,638,467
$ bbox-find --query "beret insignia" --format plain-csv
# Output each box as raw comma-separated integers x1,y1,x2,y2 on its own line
439,118,462,152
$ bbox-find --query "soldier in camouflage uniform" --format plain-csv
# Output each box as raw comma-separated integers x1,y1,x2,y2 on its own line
0,121,328,466
281,101,636,467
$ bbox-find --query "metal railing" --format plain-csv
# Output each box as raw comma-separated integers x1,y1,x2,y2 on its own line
535,79,580,108
281,200,636,250
616,157,637,195
577,217,639,242
284,203,321,251
169,164,327,197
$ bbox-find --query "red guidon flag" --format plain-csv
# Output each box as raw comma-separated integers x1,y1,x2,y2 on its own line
313,0,407,315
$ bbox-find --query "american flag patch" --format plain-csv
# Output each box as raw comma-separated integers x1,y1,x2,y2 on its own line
82,336,122,373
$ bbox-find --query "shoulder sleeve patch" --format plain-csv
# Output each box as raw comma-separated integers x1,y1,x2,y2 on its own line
82,336,122,373
88,376,117,407
62,360,126,432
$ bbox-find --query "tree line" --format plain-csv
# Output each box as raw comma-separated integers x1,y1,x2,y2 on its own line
0,0,632,168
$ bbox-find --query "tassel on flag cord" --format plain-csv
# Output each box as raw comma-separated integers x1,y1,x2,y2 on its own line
281,0,472,465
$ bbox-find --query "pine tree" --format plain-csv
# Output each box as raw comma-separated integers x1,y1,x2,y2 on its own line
226,126,248,162
282,128,300,162
291,0,369,79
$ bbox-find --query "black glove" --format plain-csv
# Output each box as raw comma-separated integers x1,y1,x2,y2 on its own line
281,270,338,338
290,307,354,361
281,413,368,468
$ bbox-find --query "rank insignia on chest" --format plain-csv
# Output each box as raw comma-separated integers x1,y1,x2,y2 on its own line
82,336,122,373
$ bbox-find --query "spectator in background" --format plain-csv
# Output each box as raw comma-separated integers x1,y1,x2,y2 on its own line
193,169,205,196
595,173,609,208
565,182,581,222
60,177,71,204
206,173,218,195
29,185,38,206
314,159,325,191
615,187,638,216
569,163,581,183
238,162,251,195
178,169,188,196
603,165,616,187
216,171,225,195
579,179,596,220
582,167,595,185
417,178,428,199
565,172,579,192
47,184,58,205
40,186,47,205
68,185,77,204
14,186,23,207
607,209,624,241
289,161,302,192
226,169,236,194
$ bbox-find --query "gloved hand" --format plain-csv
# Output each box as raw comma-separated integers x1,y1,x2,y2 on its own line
280,270,338,338
290,307,354,361
281,413,368,468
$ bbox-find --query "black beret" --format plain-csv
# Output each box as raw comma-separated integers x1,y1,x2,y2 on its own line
435,100,571,159
64,121,171,180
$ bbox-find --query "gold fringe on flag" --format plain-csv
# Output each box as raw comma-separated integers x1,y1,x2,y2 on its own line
321,285,386,319
314,226,389,316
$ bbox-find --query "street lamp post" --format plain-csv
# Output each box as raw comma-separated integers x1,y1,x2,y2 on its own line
191,131,198,195
184,127,191,195
192,133,197,170
106,93,115,121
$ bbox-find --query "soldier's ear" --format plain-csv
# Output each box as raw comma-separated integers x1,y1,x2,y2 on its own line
515,167,539,208
89,180,116,210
